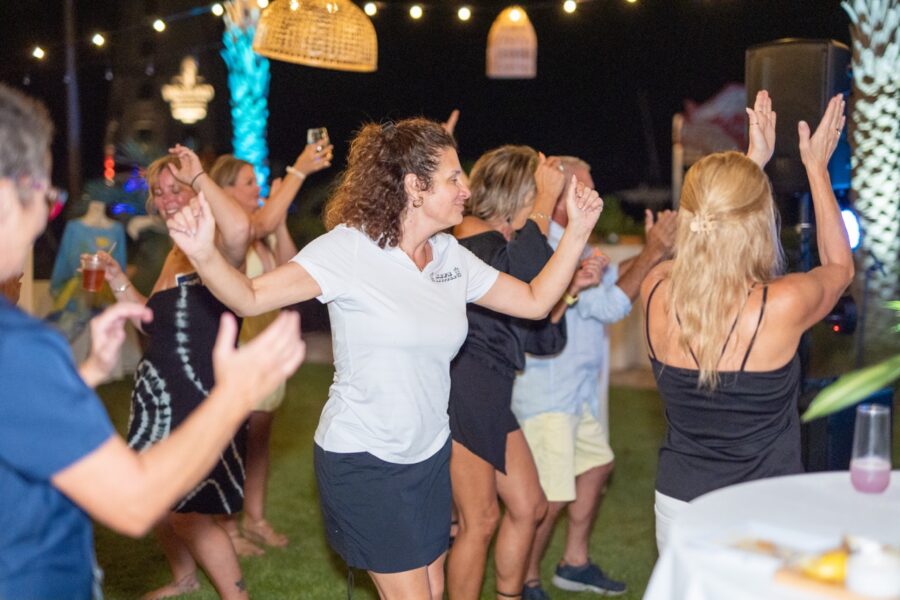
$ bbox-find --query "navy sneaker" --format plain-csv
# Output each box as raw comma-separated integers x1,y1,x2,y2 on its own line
522,581,551,600
552,561,626,596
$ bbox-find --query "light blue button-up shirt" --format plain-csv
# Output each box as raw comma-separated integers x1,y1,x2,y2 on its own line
511,221,632,424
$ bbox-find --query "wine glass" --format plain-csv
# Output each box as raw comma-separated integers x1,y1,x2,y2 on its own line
850,403,891,493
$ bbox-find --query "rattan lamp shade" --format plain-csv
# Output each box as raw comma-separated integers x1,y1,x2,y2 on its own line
252,0,377,73
486,6,537,79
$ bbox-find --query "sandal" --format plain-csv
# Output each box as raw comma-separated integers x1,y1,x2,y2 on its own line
242,517,289,548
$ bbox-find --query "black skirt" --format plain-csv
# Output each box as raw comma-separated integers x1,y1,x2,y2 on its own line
448,352,521,473
314,438,451,573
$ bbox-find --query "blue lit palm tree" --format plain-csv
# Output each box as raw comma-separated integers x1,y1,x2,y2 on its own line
223,1,271,195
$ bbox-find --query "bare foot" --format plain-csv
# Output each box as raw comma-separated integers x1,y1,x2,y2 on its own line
140,574,200,600
242,518,289,548
229,531,265,557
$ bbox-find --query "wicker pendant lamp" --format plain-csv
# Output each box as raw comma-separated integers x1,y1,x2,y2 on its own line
486,6,537,79
252,0,377,73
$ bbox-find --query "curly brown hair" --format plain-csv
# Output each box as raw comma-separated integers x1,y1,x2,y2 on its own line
324,117,456,248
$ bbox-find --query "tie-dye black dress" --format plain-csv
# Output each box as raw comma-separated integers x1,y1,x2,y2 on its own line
127,273,248,514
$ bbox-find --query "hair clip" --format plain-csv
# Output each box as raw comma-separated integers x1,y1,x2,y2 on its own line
689,213,715,234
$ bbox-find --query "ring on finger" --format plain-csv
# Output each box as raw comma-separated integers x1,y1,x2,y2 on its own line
315,145,323,152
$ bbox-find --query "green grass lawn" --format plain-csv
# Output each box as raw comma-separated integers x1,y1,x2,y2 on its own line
94,367,665,599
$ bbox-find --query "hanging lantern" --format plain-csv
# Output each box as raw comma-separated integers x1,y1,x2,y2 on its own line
252,0,377,73
161,56,215,124
486,6,537,79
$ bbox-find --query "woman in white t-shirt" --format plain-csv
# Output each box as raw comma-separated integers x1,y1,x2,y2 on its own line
166,118,602,599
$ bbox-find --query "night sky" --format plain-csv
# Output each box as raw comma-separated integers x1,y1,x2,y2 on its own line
0,0,852,195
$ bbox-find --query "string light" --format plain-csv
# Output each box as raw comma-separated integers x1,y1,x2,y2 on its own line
211,3,225,17
364,2,377,16
410,4,423,19
91,33,106,47
563,0,577,13
626,0,637,3
257,0,269,8
152,19,166,32
32,46,46,60
509,7,523,22
458,6,472,21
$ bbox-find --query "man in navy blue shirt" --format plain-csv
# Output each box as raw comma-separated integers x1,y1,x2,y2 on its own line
0,84,306,600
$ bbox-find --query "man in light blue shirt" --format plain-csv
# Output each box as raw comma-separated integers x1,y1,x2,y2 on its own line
514,157,675,599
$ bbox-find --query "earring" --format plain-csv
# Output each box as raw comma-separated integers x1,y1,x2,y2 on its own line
413,197,424,208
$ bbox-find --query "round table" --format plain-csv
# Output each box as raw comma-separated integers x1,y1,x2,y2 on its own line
644,471,900,599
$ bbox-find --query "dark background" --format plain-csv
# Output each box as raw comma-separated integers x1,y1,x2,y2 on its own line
0,0,852,195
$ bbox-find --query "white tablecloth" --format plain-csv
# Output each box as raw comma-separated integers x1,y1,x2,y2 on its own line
644,472,900,600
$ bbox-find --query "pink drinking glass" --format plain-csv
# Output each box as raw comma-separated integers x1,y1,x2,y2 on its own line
850,404,891,494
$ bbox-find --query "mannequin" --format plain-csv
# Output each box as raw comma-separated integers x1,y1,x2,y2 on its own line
50,199,126,296
79,199,116,229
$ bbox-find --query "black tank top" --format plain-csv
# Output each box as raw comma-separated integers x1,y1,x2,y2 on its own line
646,280,803,502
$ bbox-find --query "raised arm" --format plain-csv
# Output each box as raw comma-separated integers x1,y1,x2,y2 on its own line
777,94,854,329
477,176,603,318
251,143,332,239
52,310,305,537
530,154,567,235
168,145,250,266
615,209,676,301
167,194,320,316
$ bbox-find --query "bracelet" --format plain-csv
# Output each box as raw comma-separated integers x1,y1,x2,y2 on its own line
286,166,306,181
190,171,206,190
563,293,579,307
529,212,550,222
112,281,131,294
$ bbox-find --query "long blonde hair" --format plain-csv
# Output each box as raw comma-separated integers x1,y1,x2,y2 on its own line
668,151,784,388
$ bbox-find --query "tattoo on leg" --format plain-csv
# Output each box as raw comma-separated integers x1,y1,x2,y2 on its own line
235,578,247,592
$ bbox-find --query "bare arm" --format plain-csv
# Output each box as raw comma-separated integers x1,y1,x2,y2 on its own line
272,220,299,265
477,178,603,318
90,251,149,331
77,302,153,387
548,252,605,323
167,194,320,316
251,143,332,239
615,209,676,301
168,145,250,266
530,154,567,236
53,311,305,537
777,94,854,329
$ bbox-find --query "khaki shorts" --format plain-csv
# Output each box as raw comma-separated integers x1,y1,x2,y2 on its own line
520,407,614,502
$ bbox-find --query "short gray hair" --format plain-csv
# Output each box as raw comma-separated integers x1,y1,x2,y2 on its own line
0,84,53,202
558,156,591,172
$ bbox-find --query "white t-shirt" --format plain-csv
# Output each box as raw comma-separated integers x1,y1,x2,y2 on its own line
293,225,499,464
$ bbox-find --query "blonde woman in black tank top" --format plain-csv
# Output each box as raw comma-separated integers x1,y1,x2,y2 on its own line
640,91,854,552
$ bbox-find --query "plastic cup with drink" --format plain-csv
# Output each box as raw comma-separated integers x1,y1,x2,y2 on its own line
850,403,891,494
81,254,106,293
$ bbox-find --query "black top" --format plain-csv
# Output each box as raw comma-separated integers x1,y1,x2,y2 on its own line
455,219,566,377
646,281,803,502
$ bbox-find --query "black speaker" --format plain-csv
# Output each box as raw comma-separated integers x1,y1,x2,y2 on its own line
745,39,851,195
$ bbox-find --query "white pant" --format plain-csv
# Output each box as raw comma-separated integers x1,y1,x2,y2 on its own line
654,490,689,553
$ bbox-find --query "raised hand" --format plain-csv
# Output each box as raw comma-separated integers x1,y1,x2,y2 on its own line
167,144,205,188
646,209,677,257
746,90,777,167
166,192,216,264
293,141,333,178
799,93,845,172
80,302,153,387
534,153,567,202
442,109,460,136
212,310,306,411
571,254,604,293
564,175,603,237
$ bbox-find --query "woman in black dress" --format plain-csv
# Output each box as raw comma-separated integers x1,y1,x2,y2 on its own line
97,146,255,600
447,146,603,599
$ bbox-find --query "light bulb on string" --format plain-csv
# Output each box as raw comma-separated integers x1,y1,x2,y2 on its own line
410,4,423,19
104,68,114,81
458,6,472,21
91,33,106,47
257,0,269,8
153,19,166,32
211,3,224,16
32,46,45,60
563,0,577,13
364,2,377,16
509,7,522,22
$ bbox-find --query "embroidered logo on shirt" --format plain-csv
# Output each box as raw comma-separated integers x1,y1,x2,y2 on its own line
430,267,462,283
